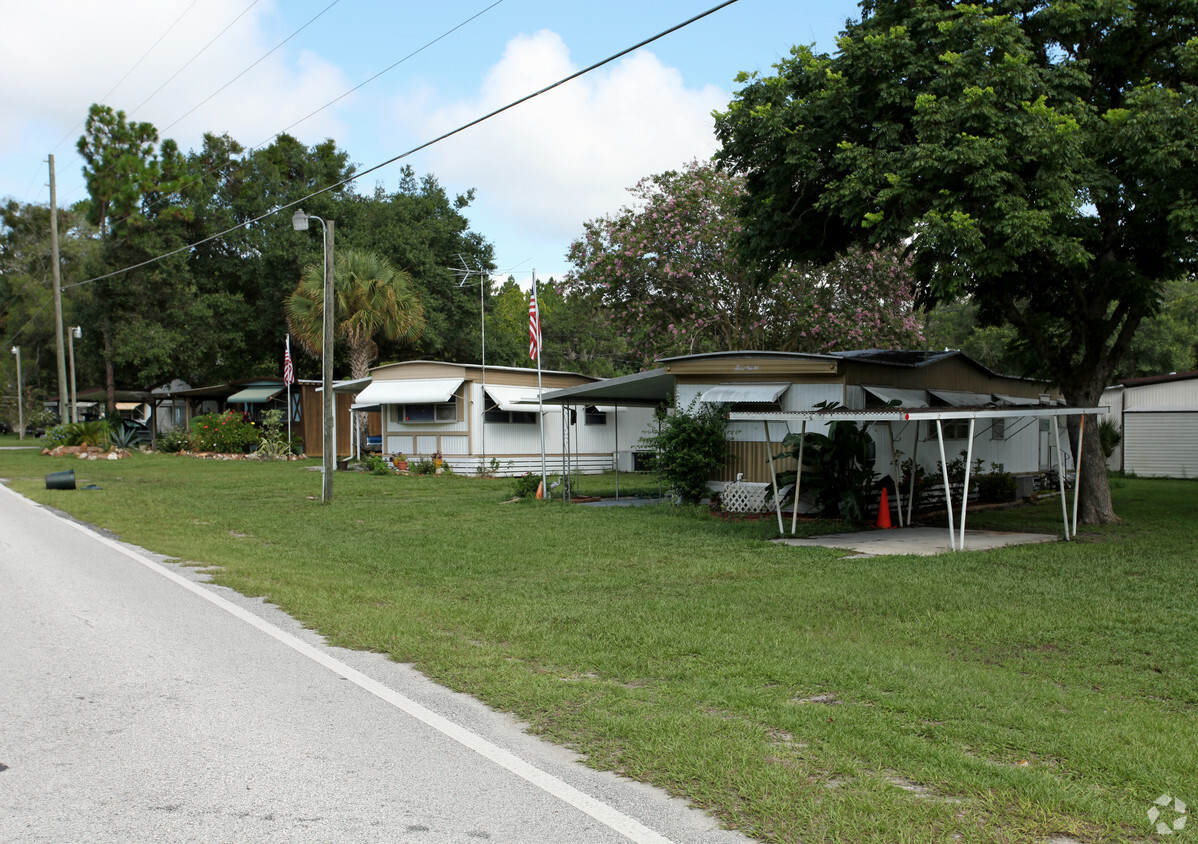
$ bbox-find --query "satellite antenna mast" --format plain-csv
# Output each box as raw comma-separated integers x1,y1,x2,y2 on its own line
453,255,489,464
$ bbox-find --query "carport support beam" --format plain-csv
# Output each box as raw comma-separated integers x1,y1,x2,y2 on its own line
790,421,805,536
887,422,903,527
959,418,976,551
1052,416,1071,541
763,420,784,535
1071,413,1086,538
936,419,956,551
907,428,919,526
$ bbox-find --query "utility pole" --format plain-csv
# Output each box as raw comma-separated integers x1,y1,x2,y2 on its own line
49,154,69,422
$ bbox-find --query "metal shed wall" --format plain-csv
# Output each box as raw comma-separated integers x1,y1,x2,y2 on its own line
1122,409,1198,478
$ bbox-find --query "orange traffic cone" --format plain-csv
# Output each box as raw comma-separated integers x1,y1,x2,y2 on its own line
876,487,893,529
535,481,544,500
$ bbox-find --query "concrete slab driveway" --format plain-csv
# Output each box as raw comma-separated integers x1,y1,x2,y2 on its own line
0,485,750,844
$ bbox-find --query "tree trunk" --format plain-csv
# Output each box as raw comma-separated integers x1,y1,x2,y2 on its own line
102,314,116,418
1061,380,1119,525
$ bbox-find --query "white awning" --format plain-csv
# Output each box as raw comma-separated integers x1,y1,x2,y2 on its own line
350,403,381,412
484,385,541,412
355,378,463,405
699,383,789,404
929,389,996,407
115,401,146,411
863,386,929,408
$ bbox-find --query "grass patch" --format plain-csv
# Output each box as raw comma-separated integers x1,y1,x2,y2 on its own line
4,450,1195,842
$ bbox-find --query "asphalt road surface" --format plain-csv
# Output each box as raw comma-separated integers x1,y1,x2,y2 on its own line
0,484,752,844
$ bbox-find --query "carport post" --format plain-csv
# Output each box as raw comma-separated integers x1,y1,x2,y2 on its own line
886,422,903,527
614,402,620,500
790,421,805,536
958,418,976,551
1071,413,1087,538
936,419,957,551
906,426,919,526
1052,416,1071,540
763,420,784,535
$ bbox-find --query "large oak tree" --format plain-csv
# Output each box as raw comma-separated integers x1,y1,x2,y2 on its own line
715,0,1198,523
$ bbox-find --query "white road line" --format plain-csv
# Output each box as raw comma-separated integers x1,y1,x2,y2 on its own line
7,486,675,844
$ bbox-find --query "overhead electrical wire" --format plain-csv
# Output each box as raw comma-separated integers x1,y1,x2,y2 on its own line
97,0,506,234
21,0,201,203
160,0,342,134
129,0,263,116
59,0,741,295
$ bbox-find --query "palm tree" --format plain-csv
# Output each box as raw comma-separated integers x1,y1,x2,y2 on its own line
285,247,425,381
285,248,425,449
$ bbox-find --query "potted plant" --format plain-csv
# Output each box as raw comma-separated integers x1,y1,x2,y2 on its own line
433,450,443,473
392,453,408,471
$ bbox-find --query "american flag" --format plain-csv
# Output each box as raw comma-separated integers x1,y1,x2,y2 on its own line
528,287,541,360
283,337,294,385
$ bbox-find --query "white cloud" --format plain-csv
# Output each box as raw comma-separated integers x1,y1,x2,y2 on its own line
0,0,350,200
391,30,727,254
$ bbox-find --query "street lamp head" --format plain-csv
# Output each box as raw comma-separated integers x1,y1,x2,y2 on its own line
291,208,310,232
72,326,82,339
10,346,16,355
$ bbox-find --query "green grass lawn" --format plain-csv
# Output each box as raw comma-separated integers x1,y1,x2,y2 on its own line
3,451,1195,843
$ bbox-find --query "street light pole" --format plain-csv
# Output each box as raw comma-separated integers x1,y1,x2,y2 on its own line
69,327,81,424
292,209,335,503
11,346,22,440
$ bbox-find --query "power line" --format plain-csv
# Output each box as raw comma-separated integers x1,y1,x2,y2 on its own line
60,0,741,294
161,0,342,134
130,0,263,116
93,0,506,234
41,0,201,174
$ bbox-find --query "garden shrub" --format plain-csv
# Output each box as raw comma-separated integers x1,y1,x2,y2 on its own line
511,471,542,498
776,402,878,523
156,427,191,453
190,410,258,453
639,399,730,505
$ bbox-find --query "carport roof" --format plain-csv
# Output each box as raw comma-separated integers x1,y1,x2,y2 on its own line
540,368,675,407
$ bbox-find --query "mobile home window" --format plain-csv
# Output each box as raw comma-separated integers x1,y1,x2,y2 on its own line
990,418,1006,440
926,419,971,440
392,400,456,423
584,406,607,426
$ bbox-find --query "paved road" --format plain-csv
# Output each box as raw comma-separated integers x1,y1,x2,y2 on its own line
0,485,751,844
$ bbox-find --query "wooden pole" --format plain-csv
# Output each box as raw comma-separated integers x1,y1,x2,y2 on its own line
49,154,69,421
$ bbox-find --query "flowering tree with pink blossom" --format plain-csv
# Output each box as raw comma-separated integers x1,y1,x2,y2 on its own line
565,160,923,364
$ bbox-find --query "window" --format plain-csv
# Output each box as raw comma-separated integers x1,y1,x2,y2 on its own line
584,406,607,426
391,400,456,424
927,419,971,440
484,409,537,424
990,418,1006,440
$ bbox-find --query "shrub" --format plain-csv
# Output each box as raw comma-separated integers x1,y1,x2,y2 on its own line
639,399,730,505
190,410,258,453
156,427,191,453
413,457,437,475
40,420,112,450
977,463,1017,503
511,471,542,498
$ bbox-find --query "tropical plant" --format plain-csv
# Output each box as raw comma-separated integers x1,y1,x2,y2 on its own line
775,402,878,523
285,247,425,382
1098,418,1123,461
38,420,113,450
639,399,730,505
110,422,140,450
253,408,290,459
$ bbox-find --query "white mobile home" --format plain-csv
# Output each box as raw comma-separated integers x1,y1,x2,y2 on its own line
349,360,658,476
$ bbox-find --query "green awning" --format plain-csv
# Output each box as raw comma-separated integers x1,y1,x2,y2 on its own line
227,386,283,403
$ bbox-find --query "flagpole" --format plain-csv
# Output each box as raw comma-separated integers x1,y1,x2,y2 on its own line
285,335,293,447
533,271,547,499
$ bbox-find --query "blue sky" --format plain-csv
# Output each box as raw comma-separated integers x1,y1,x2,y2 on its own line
0,0,861,283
